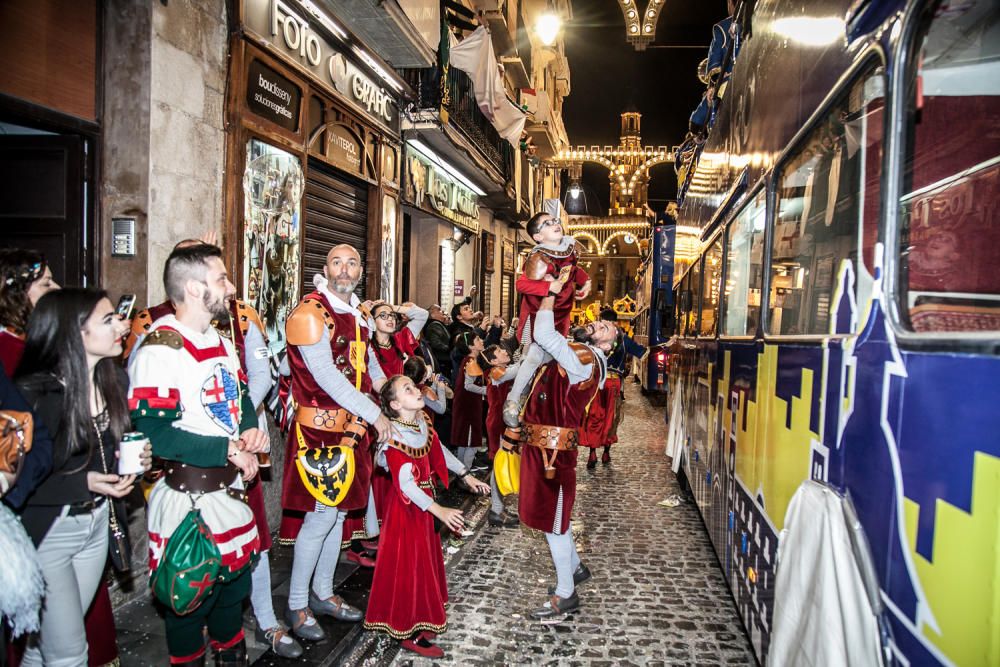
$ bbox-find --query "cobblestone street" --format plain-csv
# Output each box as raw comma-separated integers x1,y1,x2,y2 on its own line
345,381,757,666
115,382,756,666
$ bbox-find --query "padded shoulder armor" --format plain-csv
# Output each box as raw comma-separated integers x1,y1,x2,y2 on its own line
568,342,595,365
287,298,332,346
140,328,183,350
522,251,554,281
488,366,507,382
235,300,266,340
466,359,484,378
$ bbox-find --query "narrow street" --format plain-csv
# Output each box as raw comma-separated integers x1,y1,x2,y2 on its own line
116,381,755,666
342,381,756,666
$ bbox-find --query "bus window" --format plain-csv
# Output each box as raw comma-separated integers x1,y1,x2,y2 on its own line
699,240,724,337
898,0,1000,334
679,273,691,336
768,64,884,336
688,258,703,335
724,192,766,336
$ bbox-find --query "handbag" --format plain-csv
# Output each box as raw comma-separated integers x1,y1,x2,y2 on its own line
93,420,133,572
0,410,34,487
150,503,222,615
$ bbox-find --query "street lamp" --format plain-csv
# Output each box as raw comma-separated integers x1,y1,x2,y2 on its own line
535,13,562,46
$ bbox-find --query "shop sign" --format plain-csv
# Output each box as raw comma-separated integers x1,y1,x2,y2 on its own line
326,124,362,172
244,0,400,132
246,59,301,130
405,149,480,232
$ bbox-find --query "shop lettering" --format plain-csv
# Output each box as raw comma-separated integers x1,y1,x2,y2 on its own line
272,0,322,66
419,157,480,228
258,73,292,104
264,0,396,125
351,75,393,123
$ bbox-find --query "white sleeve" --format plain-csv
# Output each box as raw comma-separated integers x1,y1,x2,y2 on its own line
299,330,382,424
533,310,591,384
405,305,429,338
397,462,434,511
243,322,272,409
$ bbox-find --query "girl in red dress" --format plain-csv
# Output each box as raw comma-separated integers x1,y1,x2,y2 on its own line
450,332,485,471
365,301,430,561
369,302,428,377
364,375,489,657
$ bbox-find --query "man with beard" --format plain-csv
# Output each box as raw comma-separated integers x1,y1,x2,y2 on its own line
513,276,617,619
129,243,267,665
123,241,301,658
281,244,391,642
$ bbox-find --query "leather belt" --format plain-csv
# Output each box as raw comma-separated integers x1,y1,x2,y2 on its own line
66,497,107,516
294,406,353,433
164,462,244,501
522,424,579,451
607,370,624,379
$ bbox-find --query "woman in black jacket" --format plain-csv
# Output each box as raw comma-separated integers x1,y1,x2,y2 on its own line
15,288,149,667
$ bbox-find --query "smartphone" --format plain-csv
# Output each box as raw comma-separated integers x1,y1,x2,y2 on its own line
115,294,137,321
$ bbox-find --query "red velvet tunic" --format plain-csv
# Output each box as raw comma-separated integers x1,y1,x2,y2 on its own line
371,328,418,378
518,351,600,534
281,291,375,515
450,356,484,448
579,375,622,449
515,249,588,340
485,374,513,460
364,431,450,639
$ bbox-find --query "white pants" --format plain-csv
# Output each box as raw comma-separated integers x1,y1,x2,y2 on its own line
22,503,110,667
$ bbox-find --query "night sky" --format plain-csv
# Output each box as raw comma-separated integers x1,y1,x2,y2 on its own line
560,0,729,215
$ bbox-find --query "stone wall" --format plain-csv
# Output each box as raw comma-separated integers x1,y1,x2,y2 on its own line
146,0,229,305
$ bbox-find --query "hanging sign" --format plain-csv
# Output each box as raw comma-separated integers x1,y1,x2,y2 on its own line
246,59,301,131
404,147,480,232
243,0,400,132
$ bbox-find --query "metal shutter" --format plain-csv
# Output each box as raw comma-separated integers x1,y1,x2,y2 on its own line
301,157,369,296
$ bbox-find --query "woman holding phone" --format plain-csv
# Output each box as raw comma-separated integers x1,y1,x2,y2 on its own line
15,288,151,666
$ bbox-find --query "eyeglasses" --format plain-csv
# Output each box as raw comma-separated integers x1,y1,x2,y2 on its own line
375,312,397,321
540,217,561,229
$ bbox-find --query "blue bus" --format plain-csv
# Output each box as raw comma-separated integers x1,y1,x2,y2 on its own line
634,224,676,395
667,0,999,665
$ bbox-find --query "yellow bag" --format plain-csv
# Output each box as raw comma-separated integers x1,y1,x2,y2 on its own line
294,422,358,506
494,427,521,496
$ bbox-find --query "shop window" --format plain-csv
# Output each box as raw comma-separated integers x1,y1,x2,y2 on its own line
897,0,1000,334
723,192,766,336
698,240,723,337
768,63,884,336
242,139,303,354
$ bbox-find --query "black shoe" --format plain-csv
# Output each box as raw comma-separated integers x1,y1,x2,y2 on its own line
487,510,519,528
602,447,611,465
214,639,248,667
530,591,580,619
586,450,597,469
547,563,592,594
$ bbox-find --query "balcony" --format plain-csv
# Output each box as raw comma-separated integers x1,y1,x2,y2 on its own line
400,66,516,198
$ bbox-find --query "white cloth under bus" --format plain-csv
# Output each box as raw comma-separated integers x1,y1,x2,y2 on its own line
769,480,883,667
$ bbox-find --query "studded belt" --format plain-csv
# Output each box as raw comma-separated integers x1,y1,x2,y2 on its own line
164,462,244,501
294,406,353,433
522,424,579,452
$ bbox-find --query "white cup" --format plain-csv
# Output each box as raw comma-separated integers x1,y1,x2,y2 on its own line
118,434,148,476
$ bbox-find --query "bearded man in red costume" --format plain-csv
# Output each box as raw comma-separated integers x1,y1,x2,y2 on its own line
280,244,391,642
516,275,618,619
